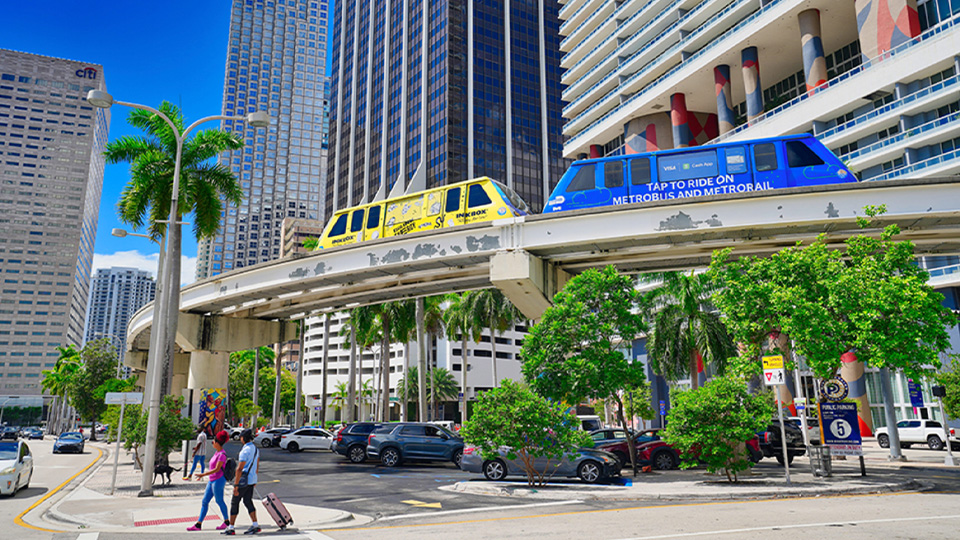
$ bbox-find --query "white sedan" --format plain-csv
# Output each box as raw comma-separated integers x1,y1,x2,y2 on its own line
253,427,292,448
0,440,33,496
279,427,333,453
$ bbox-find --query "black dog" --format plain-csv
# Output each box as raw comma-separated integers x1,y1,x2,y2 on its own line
153,463,181,485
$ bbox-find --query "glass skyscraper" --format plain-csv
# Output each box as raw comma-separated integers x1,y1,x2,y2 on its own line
197,0,330,279
0,49,110,395
83,267,156,376
324,0,567,217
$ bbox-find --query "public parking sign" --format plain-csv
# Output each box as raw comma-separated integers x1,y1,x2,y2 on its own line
819,402,862,456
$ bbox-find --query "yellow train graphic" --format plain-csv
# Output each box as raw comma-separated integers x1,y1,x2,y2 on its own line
315,177,530,250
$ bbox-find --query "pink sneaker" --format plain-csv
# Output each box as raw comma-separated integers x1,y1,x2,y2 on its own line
187,524,202,531
217,522,230,531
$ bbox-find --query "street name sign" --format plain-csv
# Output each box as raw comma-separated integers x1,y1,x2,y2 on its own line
104,392,143,405
762,355,785,386
819,402,862,456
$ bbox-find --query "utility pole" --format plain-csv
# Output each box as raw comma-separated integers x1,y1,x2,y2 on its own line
294,320,305,428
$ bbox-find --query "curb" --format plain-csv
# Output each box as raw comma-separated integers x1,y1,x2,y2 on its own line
444,478,928,502
18,446,108,533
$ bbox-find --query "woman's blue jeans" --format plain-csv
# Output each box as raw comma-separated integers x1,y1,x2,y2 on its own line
198,475,228,522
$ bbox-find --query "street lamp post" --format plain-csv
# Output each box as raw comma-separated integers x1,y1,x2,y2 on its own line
87,90,268,496
111,227,165,382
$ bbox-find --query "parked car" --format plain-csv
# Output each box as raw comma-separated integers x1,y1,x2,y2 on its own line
366,422,464,467
461,445,621,484
577,415,603,432
875,419,952,450
279,427,333,452
0,440,33,496
332,422,385,463
597,436,680,470
588,428,631,448
53,432,85,454
0,427,17,441
225,424,246,441
786,416,820,443
759,420,806,465
254,427,291,448
21,427,43,440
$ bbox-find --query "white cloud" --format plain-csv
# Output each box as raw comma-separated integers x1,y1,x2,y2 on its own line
92,250,199,286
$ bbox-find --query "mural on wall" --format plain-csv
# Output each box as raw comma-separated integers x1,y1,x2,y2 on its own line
198,388,227,437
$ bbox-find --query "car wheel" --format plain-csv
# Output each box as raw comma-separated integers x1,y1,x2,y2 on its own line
482,459,507,481
348,445,367,463
612,451,629,466
232,433,240,441
877,434,890,448
775,453,795,466
653,451,677,471
452,449,463,468
260,439,272,448
381,448,401,467
287,442,299,453
578,461,602,484
927,435,944,451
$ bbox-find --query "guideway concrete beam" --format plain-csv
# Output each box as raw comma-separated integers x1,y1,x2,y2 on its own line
174,312,298,353
490,249,570,321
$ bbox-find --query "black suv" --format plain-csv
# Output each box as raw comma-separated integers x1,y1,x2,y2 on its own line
759,419,807,465
333,422,384,463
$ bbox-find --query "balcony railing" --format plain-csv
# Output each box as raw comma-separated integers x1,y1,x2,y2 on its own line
566,0,780,145
561,0,616,44
841,111,960,163
710,18,960,144
868,147,960,181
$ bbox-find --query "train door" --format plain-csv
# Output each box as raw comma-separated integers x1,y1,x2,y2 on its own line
465,182,495,224
601,160,626,204
348,207,366,245
627,156,652,200
363,204,382,241
441,185,465,227
750,141,786,190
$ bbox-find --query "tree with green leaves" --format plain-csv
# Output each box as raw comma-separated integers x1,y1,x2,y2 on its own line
461,380,593,486
123,395,196,467
936,356,960,420
641,271,734,390
302,236,319,251
228,346,275,424
42,345,82,434
663,376,772,482
68,338,120,441
443,293,483,422
521,266,648,475
465,289,524,388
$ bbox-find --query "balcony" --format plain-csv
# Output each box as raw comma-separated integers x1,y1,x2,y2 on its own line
842,111,960,171
869,147,960,181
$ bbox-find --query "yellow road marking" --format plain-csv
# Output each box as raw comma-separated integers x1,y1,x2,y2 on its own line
324,491,913,532
15,447,104,533
401,499,443,509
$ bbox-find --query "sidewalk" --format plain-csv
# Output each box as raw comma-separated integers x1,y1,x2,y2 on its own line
34,443,371,534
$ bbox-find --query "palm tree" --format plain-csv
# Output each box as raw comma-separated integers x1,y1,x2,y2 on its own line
428,368,460,420
42,345,81,434
330,381,350,420
389,301,416,420
422,296,446,421
302,236,319,251
396,366,422,420
443,293,483,422
465,289,523,388
642,271,735,390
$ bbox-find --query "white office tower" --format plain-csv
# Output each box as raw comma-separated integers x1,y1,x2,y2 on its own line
82,267,157,377
0,49,109,396
196,0,331,280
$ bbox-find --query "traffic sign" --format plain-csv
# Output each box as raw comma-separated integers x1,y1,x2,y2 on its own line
794,397,806,411
819,402,862,456
104,392,143,405
762,355,786,386
659,400,666,415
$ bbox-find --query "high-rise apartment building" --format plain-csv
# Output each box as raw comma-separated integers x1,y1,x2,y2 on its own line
0,49,109,395
559,0,960,181
82,267,156,376
197,0,331,280
324,0,567,217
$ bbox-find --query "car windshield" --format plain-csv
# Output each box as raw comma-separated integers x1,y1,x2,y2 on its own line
59,433,82,441
0,442,17,460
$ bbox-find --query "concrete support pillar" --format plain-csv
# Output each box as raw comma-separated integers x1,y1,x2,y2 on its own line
187,351,230,391
799,9,828,91
489,250,570,321
589,145,603,158
171,352,191,399
714,65,736,134
840,350,874,436
855,0,921,62
623,114,674,153
741,47,763,121
670,93,693,148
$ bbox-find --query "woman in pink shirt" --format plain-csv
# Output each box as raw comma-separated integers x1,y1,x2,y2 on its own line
188,430,230,531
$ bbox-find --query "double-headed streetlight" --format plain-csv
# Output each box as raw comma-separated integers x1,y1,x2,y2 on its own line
88,90,269,496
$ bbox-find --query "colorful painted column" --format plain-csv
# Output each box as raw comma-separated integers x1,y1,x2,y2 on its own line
714,65,736,133
798,9,828,92
589,145,603,158
670,93,693,148
855,0,921,61
623,114,674,153
695,351,707,387
840,350,874,436
741,47,763,121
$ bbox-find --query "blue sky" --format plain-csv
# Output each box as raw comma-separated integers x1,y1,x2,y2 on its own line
3,1,333,284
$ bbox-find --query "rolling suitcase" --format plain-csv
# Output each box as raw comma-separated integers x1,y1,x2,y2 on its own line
259,490,294,530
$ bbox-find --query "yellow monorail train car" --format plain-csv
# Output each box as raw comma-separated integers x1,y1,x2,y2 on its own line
316,177,530,250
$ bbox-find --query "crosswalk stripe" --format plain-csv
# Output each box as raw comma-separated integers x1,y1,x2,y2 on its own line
75,533,100,540
300,531,337,540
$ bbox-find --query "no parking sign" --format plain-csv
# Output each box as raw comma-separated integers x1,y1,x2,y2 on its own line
818,402,862,456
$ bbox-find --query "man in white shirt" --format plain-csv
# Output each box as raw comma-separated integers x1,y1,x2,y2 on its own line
185,427,208,480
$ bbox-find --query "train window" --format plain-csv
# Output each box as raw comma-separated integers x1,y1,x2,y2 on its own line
753,144,778,171
350,209,365,233
366,205,381,229
786,141,825,167
445,187,462,213
725,147,748,174
328,213,348,237
565,164,596,192
604,161,624,188
468,184,493,208
630,158,651,185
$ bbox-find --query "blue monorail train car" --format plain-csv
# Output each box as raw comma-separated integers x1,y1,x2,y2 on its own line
543,134,855,214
